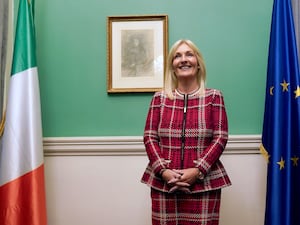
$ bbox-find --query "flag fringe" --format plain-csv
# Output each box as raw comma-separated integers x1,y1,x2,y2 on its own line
259,143,270,163
0,112,5,137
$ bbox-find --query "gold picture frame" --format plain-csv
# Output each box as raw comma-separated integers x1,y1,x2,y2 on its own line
107,15,168,93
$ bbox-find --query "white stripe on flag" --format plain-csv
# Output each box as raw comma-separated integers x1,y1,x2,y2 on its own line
0,67,43,186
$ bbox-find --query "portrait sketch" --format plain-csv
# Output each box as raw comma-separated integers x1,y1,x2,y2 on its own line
121,30,154,77
107,15,168,93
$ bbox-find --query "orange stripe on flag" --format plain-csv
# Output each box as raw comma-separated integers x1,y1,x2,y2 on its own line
0,165,47,225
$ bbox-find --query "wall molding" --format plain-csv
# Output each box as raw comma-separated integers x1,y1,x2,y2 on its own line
43,135,261,156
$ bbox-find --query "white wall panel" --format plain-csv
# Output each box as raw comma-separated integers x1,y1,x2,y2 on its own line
44,135,267,225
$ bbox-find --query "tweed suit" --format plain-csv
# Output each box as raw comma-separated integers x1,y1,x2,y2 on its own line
141,88,231,193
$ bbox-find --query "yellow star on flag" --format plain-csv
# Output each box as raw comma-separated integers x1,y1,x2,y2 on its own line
291,156,299,166
269,86,274,96
280,80,289,92
277,157,285,170
294,86,300,98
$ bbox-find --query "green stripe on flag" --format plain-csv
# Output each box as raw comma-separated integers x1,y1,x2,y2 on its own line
11,0,36,75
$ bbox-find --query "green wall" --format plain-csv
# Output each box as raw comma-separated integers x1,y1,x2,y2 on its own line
34,0,273,137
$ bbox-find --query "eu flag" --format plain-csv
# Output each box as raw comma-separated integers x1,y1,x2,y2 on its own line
260,0,300,225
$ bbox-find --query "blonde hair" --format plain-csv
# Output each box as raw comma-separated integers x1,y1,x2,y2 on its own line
164,39,206,99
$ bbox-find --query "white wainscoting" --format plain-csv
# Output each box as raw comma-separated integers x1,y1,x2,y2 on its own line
43,135,267,225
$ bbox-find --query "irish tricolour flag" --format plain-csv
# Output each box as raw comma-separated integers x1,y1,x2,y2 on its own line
0,0,47,224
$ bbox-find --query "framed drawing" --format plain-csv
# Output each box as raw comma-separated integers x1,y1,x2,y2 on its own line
107,15,168,93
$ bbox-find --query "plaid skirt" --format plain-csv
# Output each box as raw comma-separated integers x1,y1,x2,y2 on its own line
151,188,221,225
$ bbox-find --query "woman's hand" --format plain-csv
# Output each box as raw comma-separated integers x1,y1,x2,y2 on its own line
161,169,183,183
172,168,200,185
161,169,190,193
161,168,200,193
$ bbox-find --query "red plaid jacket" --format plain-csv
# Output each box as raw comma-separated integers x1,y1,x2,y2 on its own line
141,88,231,193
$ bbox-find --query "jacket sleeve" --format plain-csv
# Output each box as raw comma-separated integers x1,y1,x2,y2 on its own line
195,89,229,176
143,92,168,175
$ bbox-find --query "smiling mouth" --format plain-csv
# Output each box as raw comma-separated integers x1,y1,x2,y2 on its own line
179,65,192,70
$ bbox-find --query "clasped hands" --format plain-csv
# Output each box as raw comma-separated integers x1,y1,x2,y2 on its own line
161,168,200,194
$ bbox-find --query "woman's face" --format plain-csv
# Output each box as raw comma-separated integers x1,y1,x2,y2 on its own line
172,43,198,79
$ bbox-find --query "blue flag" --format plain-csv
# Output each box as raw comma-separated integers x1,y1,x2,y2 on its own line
260,0,300,225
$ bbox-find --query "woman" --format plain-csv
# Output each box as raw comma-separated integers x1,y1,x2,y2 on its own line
141,39,231,225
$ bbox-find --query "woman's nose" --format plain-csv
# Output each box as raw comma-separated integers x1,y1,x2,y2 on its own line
180,55,187,62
